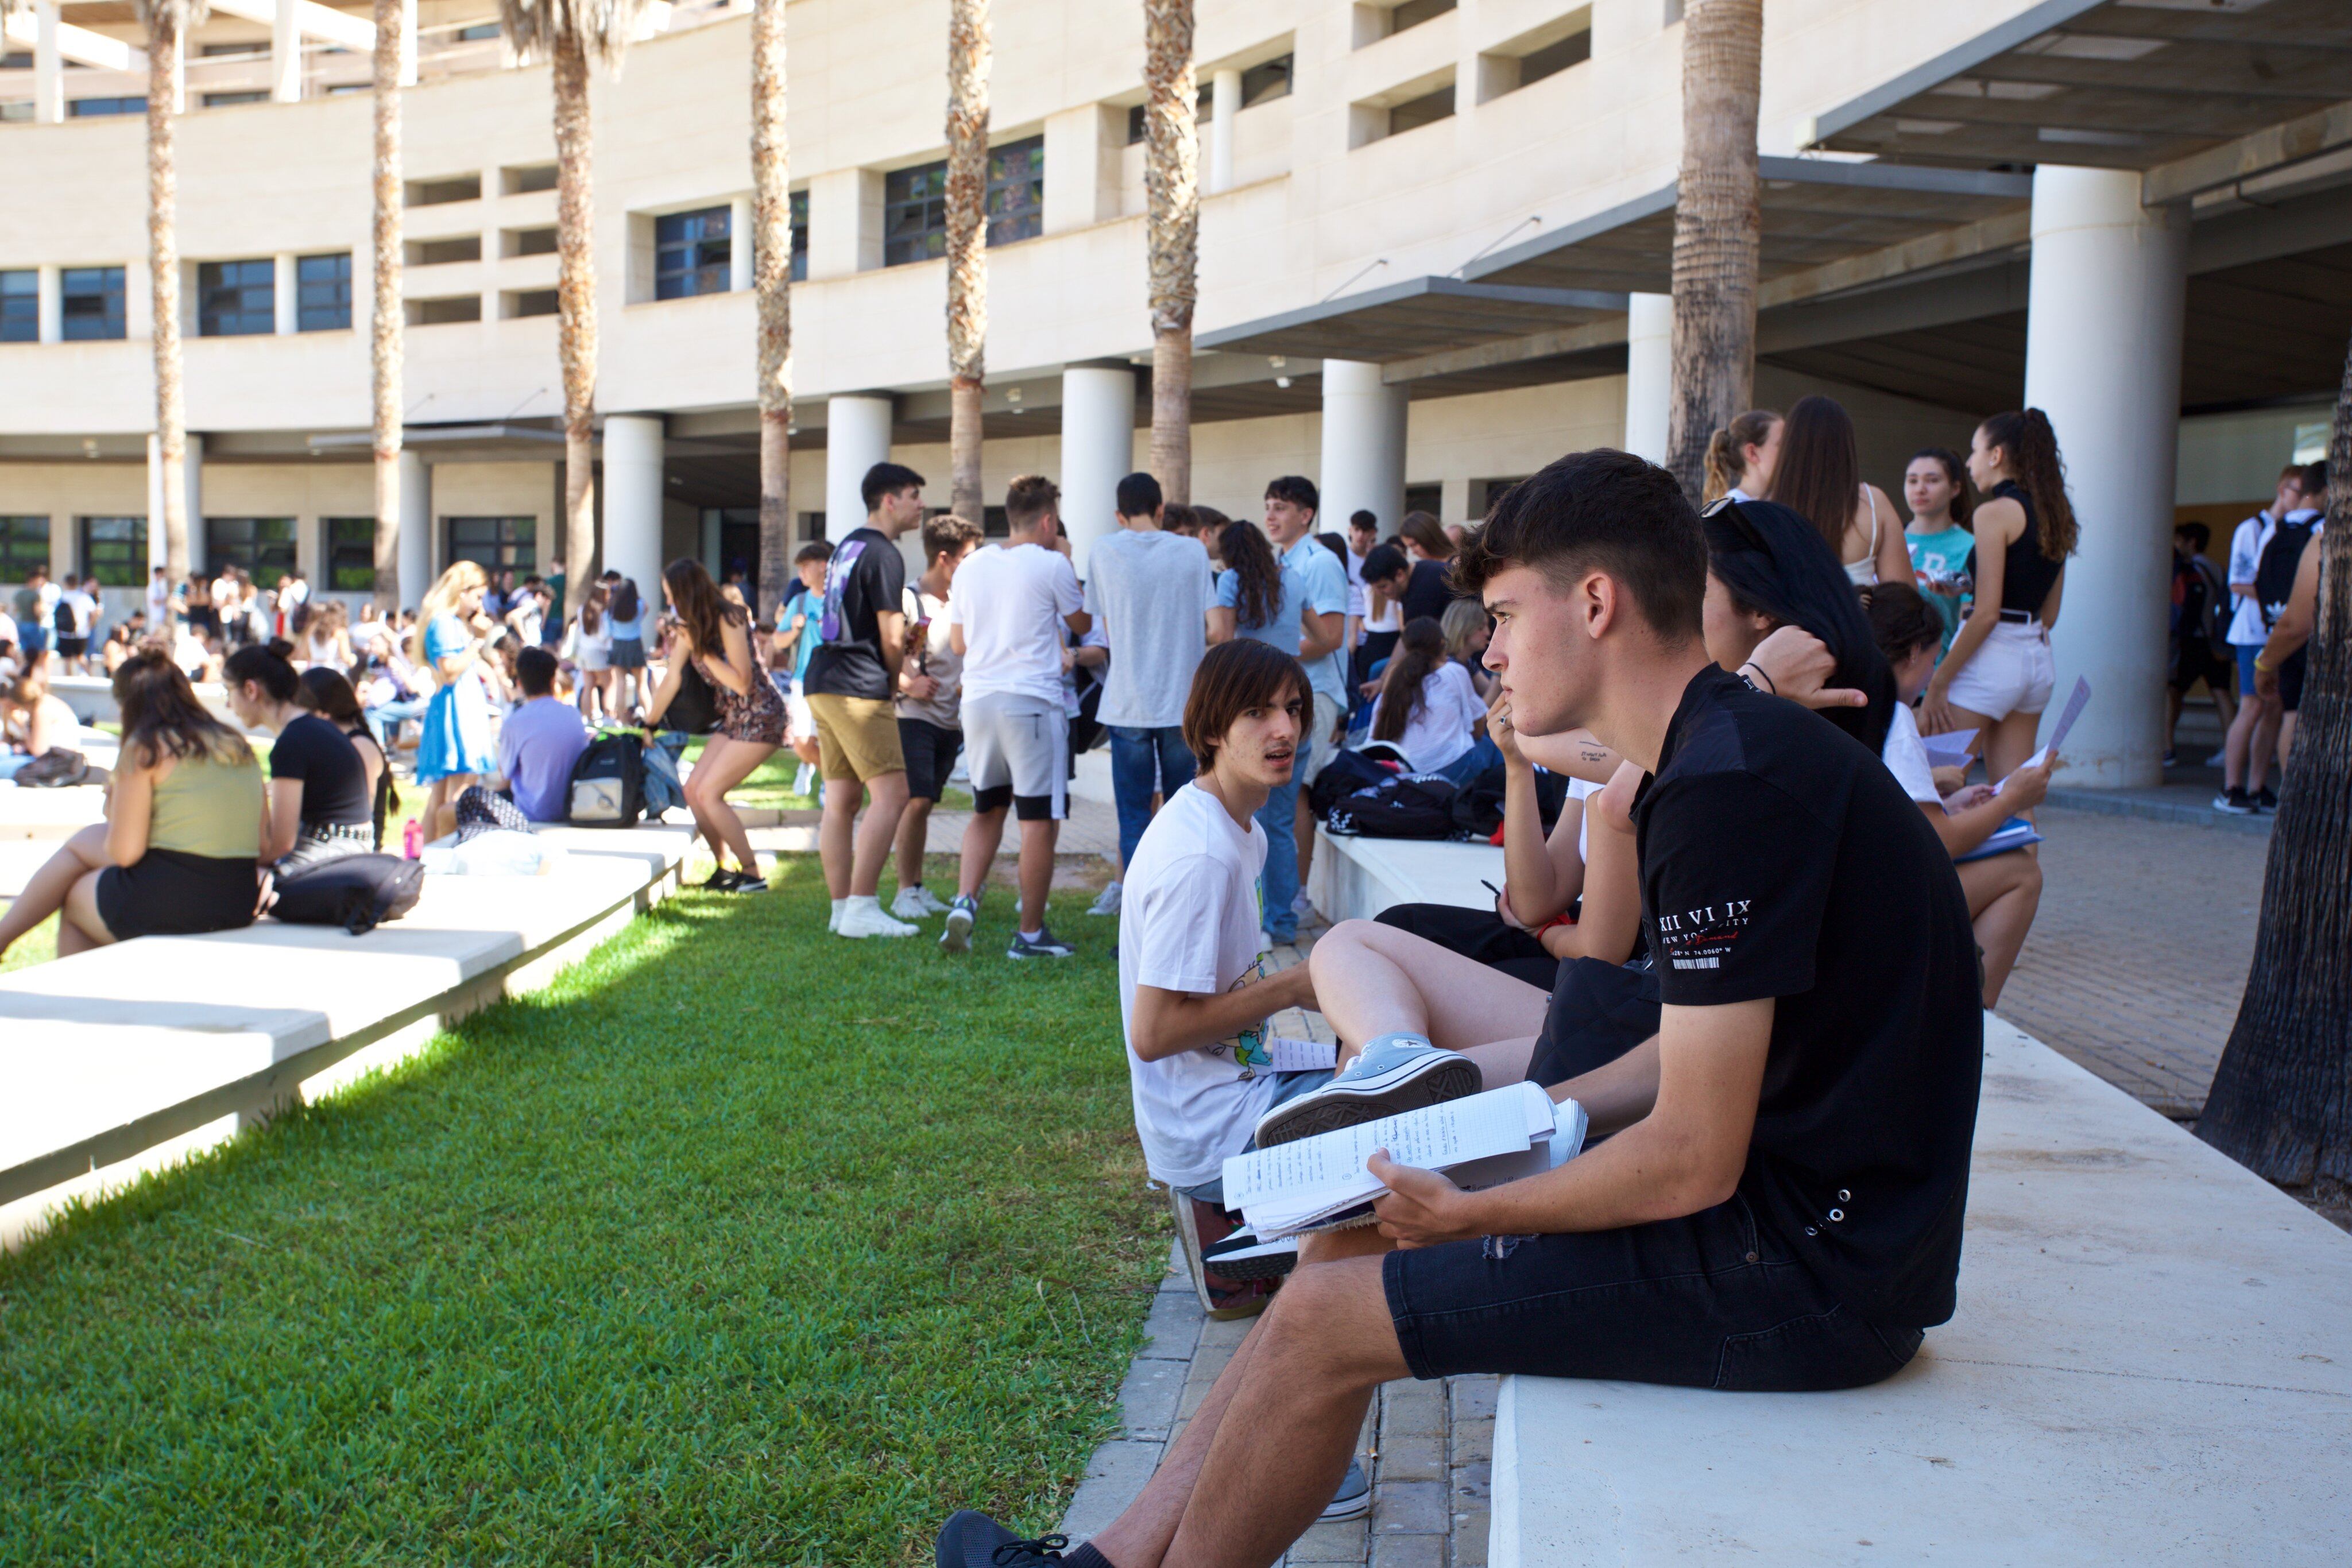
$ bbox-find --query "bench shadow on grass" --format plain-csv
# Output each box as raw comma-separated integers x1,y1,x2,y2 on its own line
0,857,1163,1567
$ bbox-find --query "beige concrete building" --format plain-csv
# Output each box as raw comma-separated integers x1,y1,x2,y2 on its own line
3,0,2350,784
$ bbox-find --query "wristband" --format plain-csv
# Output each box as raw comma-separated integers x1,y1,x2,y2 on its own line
2254,655,2274,672
1739,660,1777,695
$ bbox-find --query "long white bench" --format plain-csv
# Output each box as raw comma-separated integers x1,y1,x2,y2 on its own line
1302,830,2352,1565
0,823,694,1248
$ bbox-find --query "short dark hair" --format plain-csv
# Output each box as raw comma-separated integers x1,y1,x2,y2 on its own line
516,644,559,696
1264,475,1319,516
1860,580,1943,667
922,513,984,562
1005,474,1061,530
794,540,834,566
2300,460,2328,499
1183,638,1307,765
2176,521,2211,552
1454,448,1707,640
1361,541,1409,584
1349,509,1378,533
1116,471,1164,519
862,462,926,513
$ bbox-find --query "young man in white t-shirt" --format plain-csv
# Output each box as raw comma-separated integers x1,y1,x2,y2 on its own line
941,474,1091,959
2216,463,2300,811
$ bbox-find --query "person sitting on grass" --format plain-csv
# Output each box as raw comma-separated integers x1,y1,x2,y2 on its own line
224,640,376,874
934,448,1984,1568
0,651,264,963
492,646,589,824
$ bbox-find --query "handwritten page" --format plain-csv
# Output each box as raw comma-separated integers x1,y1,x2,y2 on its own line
1223,1082,1553,1211
1266,1035,1340,1073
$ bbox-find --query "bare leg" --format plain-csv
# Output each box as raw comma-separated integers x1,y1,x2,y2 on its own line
849,770,909,898
1960,849,2042,1008
683,735,775,874
1016,818,1058,932
895,796,935,894
0,823,111,958
818,776,861,900
2250,701,2280,792
957,806,1010,901
56,870,115,955
2277,710,2299,771
1295,787,1316,892
2210,679,2237,737
1307,919,1551,1055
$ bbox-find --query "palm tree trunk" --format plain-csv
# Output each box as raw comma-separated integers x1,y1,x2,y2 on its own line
943,0,989,526
370,0,405,612
752,0,792,619
2198,332,2352,1195
1143,0,1197,505
1664,0,1761,502
145,16,190,584
553,28,598,613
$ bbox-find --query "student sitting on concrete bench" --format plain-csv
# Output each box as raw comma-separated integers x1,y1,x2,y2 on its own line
935,448,1984,1568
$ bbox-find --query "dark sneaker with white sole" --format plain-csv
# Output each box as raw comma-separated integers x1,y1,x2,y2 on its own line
940,895,978,953
699,866,743,891
934,1512,1067,1568
1007,926,1074,959
1253,1035,1484,1149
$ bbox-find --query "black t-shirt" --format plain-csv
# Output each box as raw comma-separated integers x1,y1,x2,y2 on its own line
1633,665,1982,1328
270,713,372,827
802,528,906,700
1401,559,1456,625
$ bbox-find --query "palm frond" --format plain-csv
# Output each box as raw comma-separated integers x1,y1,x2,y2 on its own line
497,0,646,72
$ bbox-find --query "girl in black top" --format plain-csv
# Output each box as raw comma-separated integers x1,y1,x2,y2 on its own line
299,664,396,850
224,640,374,872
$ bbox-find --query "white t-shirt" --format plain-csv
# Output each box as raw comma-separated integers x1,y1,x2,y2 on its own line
1086,527,1212,728
1119,781,1281,1188
146,576,171,621
1880,703,1942,806
59,589,96,637
2226,512,2275,646
1345,548,1369,621
1368,659,1487,774
1565,773,1599,862
949,541,1085,706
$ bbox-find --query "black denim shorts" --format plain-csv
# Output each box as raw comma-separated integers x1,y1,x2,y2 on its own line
1382,1194,1923,1393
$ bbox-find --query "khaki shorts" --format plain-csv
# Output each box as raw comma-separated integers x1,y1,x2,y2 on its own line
807,692,906,782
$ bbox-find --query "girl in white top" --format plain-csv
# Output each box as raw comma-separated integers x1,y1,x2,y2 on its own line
303,600,353,670
1364,617,1487,780
1765,394,1906,586
1703,408,1782,505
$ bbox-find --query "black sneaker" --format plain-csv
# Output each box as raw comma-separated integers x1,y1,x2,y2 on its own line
1007,926,1074,959
700,866,744,891
2212,788,2253,815
2256,786,2278,813
935,1511,1066,1568
725,874,769,894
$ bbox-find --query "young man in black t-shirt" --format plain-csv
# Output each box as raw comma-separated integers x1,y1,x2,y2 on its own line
935,449,1985,1568
804,461,927,939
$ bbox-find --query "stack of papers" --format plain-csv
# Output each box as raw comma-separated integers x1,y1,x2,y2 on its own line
1920,726,1978,769
1221,1082,1588,1240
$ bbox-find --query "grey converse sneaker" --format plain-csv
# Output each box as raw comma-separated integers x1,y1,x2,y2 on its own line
1252,1033,1483,1148
1322,1458,1372,1521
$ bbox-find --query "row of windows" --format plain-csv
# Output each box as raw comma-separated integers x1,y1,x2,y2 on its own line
1,515,146,587
882,137,1045,266
0,258,348,340
0,266,125,342
1,514,536,589
1123,55,1295,144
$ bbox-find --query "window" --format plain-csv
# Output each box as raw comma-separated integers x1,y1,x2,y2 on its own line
69,97,146,117
655,206,732,299
79,516,147,588
1389,0,1456,34
445,516,535,574
198,258,275,336
504,226,558,258
408,235,482,266
1403,483,1443,520
457,22,500,41
1242,55,1294,107
1,271,34,344
2,50,32,68
1515,25,1592,88
407,174,482,207
1,517,51,582
1387,82,1456,137
1470,475,1530,518
408,295,482,326
504,288,558,318
1481,12,1593,99
203,91,269,107
204,517,297,578
200,42,265,57
791,188,809,282
297,253,352,331
1127,83,1216,145
60,267,125,340
325,517,376,591
883,136,1045,266
502,163,558,195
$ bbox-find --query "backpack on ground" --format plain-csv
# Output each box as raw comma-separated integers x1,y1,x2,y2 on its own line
13,748,90,788
1307,746,1400,818
2256,518,2317,629
1324,773,1461,841
567,733,648,826
270,853,425,935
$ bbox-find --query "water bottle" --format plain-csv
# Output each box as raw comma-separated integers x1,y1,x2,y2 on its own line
403,818,423,860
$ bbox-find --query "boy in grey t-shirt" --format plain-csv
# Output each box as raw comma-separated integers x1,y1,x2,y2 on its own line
1084,472,1217,909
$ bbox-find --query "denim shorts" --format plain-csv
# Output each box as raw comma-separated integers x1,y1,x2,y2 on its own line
1383,1193,1923,1392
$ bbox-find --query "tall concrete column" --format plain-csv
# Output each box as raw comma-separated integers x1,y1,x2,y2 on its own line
1209,68,1242,195
1318,359,1407,534
397,448,431,606
36,266,63,344
33,2,64,124
602,415,667,601
1623,292,1672,465
728,196,755,292
273,255,298,335
2022,165,2189,791
399,0,418,86
270,0,302,103
1060,365,1136,576
823,393,894,541
147,432,204,572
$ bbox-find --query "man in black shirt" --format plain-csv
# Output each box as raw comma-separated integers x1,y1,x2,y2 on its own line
936,449,1984,1568
805,461,927,939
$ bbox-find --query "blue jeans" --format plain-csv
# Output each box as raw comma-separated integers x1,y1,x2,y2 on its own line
1109,725,1200,873
367,696,430,746
1434,734,1503,787
1257,775,1302,942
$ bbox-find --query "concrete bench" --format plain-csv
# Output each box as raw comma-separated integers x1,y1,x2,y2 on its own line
1306,826,1502,924
1302,829,2352,1565
0,822,694,1248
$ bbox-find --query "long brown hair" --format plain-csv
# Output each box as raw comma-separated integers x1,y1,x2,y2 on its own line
1766,395,1863,559
581,580,608,635
664,556,746,657
1372,617,1448,744
1909,447,1974,529
1980,408,2078,562
1217,521,1283,633
113,648,252,770
1399,511,1453,561
1704,409,1781,503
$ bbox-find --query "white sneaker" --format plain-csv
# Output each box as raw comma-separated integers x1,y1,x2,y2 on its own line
1086,882,1123,917
838,900,918,939
1290,889,1316,920
892,886,949,920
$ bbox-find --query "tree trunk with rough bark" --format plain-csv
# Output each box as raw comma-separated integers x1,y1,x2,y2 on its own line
2198,334,2352,1199
1664,0,1761,502
943,0,990,526
752,0,792,619
371,0,405,611
141,5,195,584
552,29,598,612
1144,0,1197,504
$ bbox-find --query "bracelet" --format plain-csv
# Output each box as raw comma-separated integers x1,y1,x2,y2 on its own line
1739,660,1777,695
2254,654,2274,672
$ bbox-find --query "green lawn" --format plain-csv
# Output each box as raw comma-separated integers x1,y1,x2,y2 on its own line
0,861,1161,1566
683,742,973,818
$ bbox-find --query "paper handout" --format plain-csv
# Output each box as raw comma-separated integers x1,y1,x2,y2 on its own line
1264,1035,1340,1073
2000,677,2090,792
1918,727,1978,769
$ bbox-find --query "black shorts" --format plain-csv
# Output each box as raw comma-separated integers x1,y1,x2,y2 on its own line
55,636,88,657
2168,637,2231,695
95,849,259,941
898,718,963,802
1376,901,1558,992
2279,647,2307,713
1383,1194,1922,1392
1525,957,1660,1087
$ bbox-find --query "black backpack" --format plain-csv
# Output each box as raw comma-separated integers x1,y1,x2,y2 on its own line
2256,518,2316,629
1446,763,1571,839
1324,773,1461,841
1307,747,1400,818
270,853,425,935
567,733,647,827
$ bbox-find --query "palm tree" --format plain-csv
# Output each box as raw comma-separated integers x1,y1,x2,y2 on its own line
499,0,644,617
370,0,405,612
1143,0,1197,504
1664,0,1761,502
943,0,989,525
134,0,207,585
751,0,792,618
2198,332,2352,1198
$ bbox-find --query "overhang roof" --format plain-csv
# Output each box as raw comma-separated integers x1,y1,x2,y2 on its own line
1810,0,2352,172
1197,275,1626,363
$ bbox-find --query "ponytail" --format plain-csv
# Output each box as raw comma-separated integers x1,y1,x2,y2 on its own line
1982,408,2076,563
1704,409,1781,505
222,637,300,703
1372,617,1448,745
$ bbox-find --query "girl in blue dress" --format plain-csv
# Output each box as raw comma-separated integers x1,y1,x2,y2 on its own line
411,559,497,837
